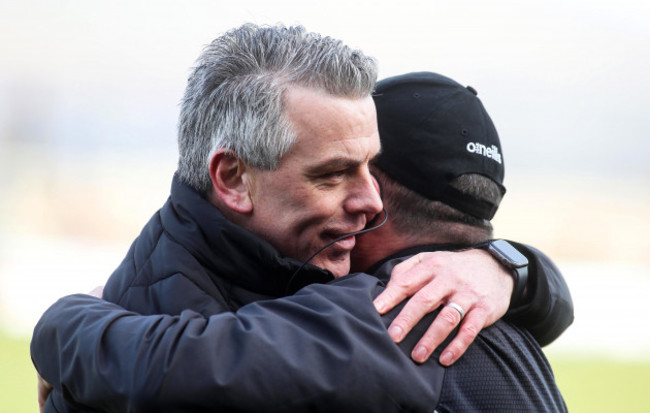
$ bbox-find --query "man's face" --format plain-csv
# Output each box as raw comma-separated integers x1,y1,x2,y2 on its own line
245,86,383,277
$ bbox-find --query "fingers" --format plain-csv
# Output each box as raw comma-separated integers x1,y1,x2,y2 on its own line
408,299,471,363
405,300,494,364
375,249,514,365
374,253,442,314
437,307,487,366
384,284,447,342
374,255,431,314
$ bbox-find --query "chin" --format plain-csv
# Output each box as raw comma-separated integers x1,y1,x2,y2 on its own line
316,258,350,278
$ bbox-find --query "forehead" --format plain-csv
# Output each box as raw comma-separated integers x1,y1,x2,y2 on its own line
282,86,380,165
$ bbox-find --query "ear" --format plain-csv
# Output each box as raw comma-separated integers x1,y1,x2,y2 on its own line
209,149,254,214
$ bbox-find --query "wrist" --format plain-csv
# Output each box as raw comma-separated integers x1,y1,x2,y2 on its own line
475,239,529,307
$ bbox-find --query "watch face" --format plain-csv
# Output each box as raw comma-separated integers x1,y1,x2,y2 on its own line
489,240,528,268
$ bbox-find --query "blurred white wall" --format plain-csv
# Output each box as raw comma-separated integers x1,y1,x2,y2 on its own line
1,0,649,360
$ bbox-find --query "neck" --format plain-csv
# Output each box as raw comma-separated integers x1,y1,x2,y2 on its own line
350,219,490,272
350,220,434,272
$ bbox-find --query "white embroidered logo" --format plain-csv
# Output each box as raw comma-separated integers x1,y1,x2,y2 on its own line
466,142,502,164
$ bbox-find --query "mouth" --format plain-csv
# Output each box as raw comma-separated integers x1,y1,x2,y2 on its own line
333,234,356,251
322,229,362,253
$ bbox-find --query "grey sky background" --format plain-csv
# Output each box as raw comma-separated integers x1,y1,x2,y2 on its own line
1,0,649,359
2,0,648,180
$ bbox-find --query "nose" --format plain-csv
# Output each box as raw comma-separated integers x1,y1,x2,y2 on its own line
345,167,383,217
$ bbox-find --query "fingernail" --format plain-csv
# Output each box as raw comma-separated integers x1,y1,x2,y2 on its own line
440,351,454,366
374,300,386,313
413,346,428,363
388,325,403,341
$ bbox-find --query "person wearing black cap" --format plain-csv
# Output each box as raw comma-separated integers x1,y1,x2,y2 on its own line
351,71,568,411
31,69,571,412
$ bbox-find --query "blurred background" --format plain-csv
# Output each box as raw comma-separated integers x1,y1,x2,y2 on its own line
1,0,649,411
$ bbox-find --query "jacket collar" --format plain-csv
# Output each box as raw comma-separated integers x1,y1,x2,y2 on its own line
160,174,334,296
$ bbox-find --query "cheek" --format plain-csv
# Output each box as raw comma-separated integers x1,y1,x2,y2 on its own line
304,192,345,220
258,176,348,231
283,194,344,238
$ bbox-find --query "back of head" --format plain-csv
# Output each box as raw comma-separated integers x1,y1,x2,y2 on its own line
177,23,378,196
373,72,506,244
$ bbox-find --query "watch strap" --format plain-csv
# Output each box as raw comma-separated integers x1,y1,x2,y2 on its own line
475,239,529,307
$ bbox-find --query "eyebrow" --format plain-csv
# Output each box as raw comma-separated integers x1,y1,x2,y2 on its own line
305,157,362,176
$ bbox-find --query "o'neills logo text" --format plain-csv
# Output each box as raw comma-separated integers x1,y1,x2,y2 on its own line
466,142,502,164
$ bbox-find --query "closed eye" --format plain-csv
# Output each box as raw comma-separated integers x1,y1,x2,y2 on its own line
313,169,350,190
321,170,346,179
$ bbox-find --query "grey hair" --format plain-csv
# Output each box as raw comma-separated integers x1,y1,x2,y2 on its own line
177,23,378,196
373,168,503,244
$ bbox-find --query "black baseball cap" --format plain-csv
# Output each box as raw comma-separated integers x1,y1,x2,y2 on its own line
373,71,506,220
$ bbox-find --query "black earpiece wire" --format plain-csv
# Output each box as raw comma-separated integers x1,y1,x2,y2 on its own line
286,207,388,293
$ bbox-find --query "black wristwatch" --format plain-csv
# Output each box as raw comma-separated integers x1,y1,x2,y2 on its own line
477,239,529,307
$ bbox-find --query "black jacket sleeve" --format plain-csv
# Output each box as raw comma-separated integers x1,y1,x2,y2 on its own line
504,241,574,346
31,273,443,413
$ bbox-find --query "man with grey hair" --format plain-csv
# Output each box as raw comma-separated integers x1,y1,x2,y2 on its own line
176,23,377,197
95,23,525,350
32,24,572,412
